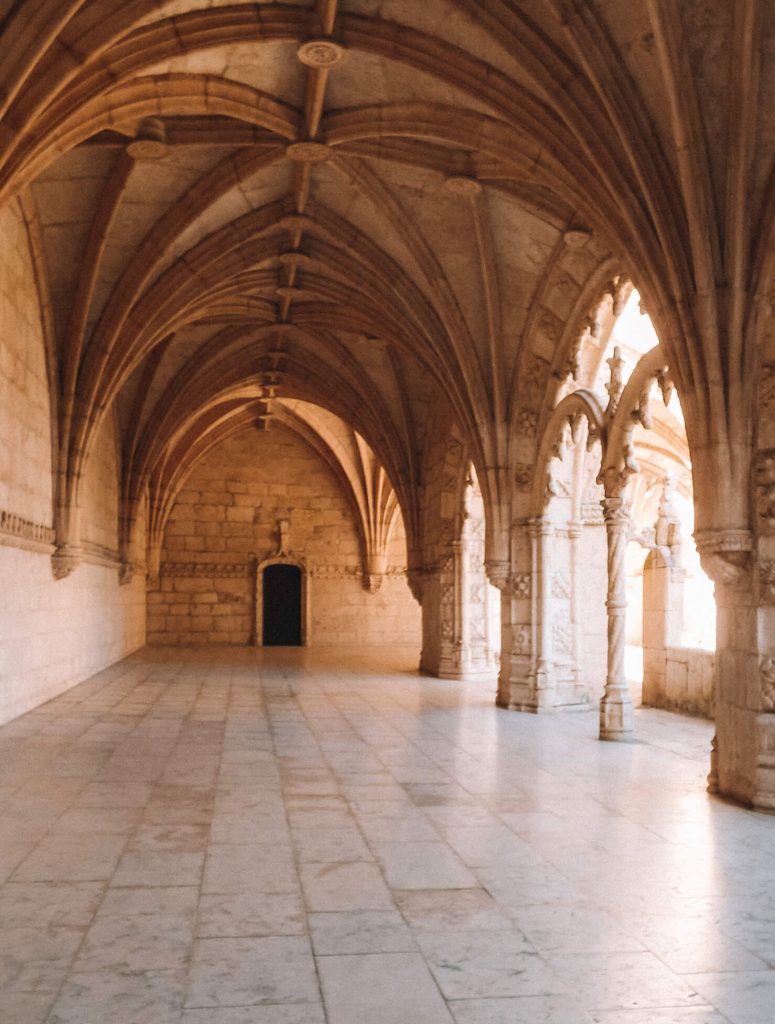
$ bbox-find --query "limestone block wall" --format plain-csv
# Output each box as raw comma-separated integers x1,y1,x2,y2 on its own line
642,645,715,719
147,425,421,648
0,198,145,726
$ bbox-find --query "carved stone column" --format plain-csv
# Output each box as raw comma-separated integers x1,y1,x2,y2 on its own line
599,494,634,740
530,516,555,710
496,521,534,710
695,528,755,803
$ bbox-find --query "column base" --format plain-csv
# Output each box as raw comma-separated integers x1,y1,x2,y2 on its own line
599,695,634,740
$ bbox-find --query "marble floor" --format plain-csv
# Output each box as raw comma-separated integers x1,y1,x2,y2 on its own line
1,646,774,1024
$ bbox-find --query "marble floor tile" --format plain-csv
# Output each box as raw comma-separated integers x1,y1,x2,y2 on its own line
202,843,300,894
417,929,562,1000
111,849,205,887
449,994,594,1024
12,834,127,883
317,952,454,1024
547,951,709,1012
309,909,417,954
689,971,775,1024
299,861,394,911
589,1010,731,1024
395,888,514,932
182,1006,326,1024
0,648,773,1024
291,825,372,863
196,892,306,937
374,840,478,889
185,935,319,1008
47,967,188,1024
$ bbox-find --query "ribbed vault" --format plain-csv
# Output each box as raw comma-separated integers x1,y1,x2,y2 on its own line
2,0,775,592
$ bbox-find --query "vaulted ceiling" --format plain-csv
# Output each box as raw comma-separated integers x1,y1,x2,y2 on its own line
2,0,774,558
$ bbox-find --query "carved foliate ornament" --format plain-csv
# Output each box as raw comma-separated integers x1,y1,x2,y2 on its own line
514,464,532,491
552,572,571,600
760,561,775,603
755,449,775,529
605,346,625,413
513,573,531,598
516,408,538,438
759,364,775,413
524,354,550,392
760,658,775,711
552,619,573,656
514,625,530,655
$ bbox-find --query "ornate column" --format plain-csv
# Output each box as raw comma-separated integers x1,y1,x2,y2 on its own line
530,515,555,710
599,494,634,739
568,520,583,692
435,541,464,678
496,521,534,709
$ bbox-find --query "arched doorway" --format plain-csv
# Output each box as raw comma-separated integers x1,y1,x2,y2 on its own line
262,564,302,646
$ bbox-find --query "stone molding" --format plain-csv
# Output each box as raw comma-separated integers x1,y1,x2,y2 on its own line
159,560,409,582
162,561,252,578
0,508,55,551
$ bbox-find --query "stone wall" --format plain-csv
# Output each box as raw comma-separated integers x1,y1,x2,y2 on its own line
642,645,715,719
147,425,421,648
0,198,145,726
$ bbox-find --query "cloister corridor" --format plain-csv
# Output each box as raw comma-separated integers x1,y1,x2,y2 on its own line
2,645,774,1024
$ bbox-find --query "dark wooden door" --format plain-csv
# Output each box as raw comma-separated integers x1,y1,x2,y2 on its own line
262,564,302,646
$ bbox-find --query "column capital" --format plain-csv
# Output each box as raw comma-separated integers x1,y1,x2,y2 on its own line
694,527,752,590
600,495,630,525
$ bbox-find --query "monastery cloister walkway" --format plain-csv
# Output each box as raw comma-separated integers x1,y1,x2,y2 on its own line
0,646,773,1024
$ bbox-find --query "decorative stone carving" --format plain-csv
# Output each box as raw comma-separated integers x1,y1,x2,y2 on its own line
552,619,573,656
605,345,625,413
599,495,634,739
563,228,591,249
286,141,331,163
760,561,775,603
118,562,134,586
478,559,505,593
695,529,752,590
443,176,482,196
552,572,571,599
514,625,530,655
51,545,82,580
537,311,562,345
758,364,775,412
297,39,346,68
513,573,531,598
524,354,550,391
275,517,290,556
516,408,538,437
161,562,251,578
755,449,775,528
514,463,531,491
0,509,55,548
760,658,775,711
126,117,167,160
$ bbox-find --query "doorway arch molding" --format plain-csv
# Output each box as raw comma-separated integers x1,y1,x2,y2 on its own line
255,555,310,647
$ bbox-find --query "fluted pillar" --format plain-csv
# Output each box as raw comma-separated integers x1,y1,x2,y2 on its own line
599,494,634,740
